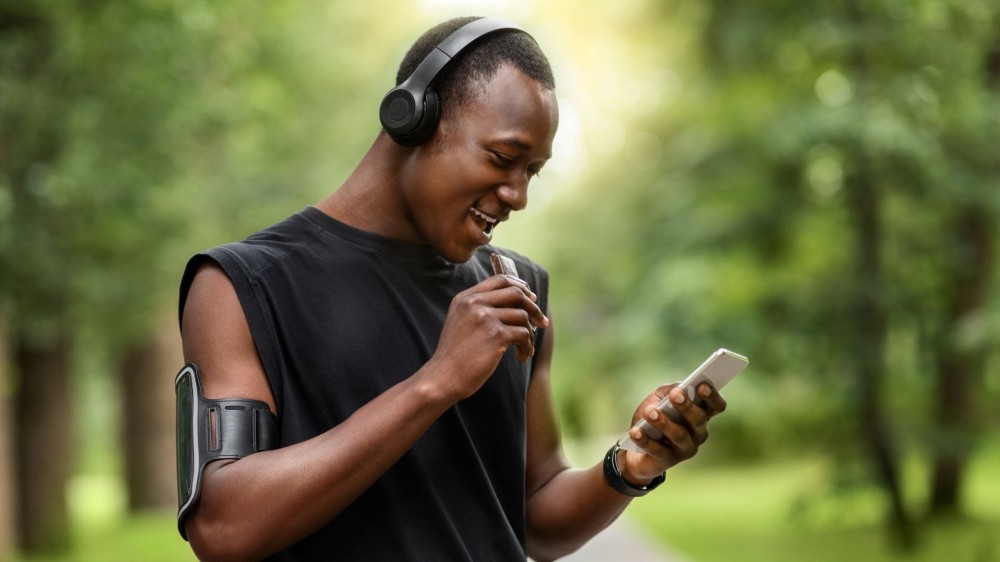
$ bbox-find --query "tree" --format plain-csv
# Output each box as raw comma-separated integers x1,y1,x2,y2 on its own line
539,0,999,548
925,35,1000,517
0,312,15,557
0,3,77,550
1,0,408,552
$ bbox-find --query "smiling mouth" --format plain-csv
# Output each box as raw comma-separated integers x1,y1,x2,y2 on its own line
470,207,498,238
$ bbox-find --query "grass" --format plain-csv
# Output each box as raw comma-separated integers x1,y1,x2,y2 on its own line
11,474,197,562
624,445,1000,562
11,511,196,562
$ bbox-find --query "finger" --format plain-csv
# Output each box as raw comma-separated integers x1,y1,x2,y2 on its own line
497,274,537,301
487,281,549,329
513,326,535,362
630,383,679,426
627,423,676,473
466,275,539,309
494,309,537,361
642,392,699,455
484,273,538,302
463,281,542,324
629,423,670,456
670,388,710,445
496,307,536,334
636,402,679,442
648,383,677,409
657,413,697,461
695,382,728,417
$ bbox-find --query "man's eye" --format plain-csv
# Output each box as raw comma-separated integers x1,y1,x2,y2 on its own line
493,152,514,166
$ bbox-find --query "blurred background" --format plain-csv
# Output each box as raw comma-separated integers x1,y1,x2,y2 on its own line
2,0,999,560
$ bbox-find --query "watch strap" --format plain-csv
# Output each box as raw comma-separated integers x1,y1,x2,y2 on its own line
603,443,665,497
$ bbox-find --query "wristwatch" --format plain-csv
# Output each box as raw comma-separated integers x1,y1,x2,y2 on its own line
603,443,665,497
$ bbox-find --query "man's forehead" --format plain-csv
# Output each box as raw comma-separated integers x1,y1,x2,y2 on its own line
440,63,558,155
458,63,551,101
470,65,557,116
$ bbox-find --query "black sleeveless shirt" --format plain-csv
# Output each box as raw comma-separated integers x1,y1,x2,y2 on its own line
178,207,549,561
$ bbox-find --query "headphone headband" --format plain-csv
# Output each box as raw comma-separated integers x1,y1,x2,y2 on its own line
401,17,523,95
380,17,527,146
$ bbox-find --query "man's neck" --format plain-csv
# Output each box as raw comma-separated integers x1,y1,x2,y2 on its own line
315,135,417,243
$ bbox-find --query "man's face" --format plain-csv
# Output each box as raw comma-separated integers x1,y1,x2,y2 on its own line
399,63,559,263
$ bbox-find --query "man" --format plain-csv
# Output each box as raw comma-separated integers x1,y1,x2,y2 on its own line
177,16,726,561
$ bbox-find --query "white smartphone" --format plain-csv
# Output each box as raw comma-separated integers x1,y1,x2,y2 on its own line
617,348,748,454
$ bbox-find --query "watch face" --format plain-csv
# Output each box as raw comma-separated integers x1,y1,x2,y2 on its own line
175,365,201,523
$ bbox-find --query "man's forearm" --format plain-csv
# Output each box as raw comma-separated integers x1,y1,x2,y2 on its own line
185,366,456,562
524,462,634,562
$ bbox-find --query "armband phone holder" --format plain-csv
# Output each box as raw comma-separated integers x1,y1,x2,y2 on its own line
175,363,278,540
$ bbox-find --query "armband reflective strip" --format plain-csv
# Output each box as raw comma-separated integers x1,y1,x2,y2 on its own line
175,363,278,540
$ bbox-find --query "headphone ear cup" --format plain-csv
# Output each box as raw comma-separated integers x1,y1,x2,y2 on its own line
393,86,440,147
381,18,525,146
414,87,441,144
379,87,420,144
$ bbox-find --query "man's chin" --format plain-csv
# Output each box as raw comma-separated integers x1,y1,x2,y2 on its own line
435,243,480,265
444,251,477,264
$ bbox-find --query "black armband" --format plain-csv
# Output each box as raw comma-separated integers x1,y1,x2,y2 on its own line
175,363,278,540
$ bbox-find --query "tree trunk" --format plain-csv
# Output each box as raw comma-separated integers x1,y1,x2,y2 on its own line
928,206,994,516
14,325,74,553
846,156,914,548
0,313,17,557
844,0,913,547
119,313,183,512
927,39,1000,518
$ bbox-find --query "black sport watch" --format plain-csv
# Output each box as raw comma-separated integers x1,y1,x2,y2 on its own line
603,443,665,497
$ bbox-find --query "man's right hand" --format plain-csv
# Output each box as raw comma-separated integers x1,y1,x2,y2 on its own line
427,274,549,401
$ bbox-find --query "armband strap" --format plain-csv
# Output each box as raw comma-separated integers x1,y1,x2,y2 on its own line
175,363,278,540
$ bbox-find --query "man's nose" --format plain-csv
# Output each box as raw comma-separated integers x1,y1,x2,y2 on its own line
496,172,529,212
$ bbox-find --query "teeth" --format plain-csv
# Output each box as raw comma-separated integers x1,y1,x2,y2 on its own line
470,207,497,224
470,207,496,239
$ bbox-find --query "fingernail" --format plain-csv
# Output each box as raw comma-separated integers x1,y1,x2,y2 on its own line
672,391,686,405
631,428,643,440
699,385,712,398
648,408,659,421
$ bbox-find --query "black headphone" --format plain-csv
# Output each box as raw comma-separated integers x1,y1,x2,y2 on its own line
379,17,525,147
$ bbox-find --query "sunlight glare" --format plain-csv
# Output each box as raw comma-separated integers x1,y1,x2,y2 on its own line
417,0,533,18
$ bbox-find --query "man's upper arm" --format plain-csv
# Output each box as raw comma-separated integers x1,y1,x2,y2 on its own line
181,260,277,413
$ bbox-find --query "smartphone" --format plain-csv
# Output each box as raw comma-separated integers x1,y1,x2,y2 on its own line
617,348,748,454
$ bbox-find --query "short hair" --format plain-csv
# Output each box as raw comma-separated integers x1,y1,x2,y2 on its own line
395,17,555,116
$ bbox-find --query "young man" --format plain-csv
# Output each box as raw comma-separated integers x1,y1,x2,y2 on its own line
177,16,726,562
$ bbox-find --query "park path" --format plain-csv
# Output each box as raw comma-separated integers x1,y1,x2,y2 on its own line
534,515,690,562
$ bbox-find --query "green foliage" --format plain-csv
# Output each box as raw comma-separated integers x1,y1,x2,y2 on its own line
542,0,1000,456
0,0,411,554
0,0,402,346
3,0,1000,556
